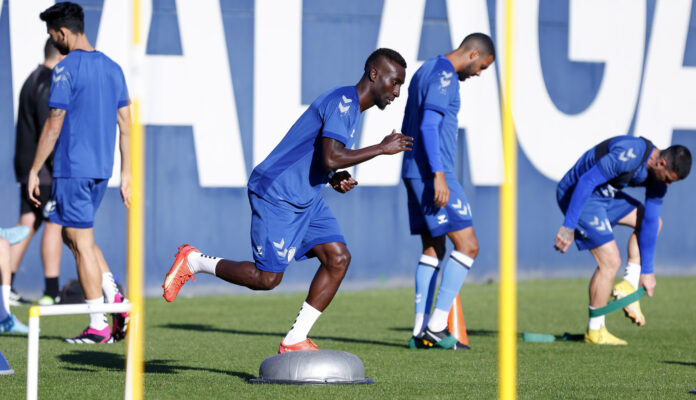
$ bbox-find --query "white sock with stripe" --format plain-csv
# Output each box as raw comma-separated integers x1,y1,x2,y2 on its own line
588,306,605,330
284,301,322,345
187,252,220,275
86,297,108,330
102,272,119,303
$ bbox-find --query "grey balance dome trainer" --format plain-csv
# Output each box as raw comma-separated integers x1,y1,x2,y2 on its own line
249,350,374,385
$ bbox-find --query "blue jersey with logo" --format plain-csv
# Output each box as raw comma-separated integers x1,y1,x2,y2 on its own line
248,86,360,207
48,50,129,179
401,55,460,178
558,136,661,211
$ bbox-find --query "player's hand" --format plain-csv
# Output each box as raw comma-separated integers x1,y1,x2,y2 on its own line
330,170,357,193
553,226,574,253
639,273,656,296
433,171,449,208
379,130,413,155
27,172,41,208
120,173,132,208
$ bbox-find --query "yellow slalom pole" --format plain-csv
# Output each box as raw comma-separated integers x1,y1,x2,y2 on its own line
125,0,144,398
498,0,517,399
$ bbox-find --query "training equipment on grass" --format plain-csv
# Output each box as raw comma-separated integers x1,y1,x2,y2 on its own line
26,303,132,400
448,294,469,347
589,287,645,317
522,333,556,343
249,350,373,385
0,351,14,375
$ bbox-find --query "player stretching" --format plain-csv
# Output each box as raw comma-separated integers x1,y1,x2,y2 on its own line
163,48,412,353
29,2,132,343
401,33,495,349
554,135,691,345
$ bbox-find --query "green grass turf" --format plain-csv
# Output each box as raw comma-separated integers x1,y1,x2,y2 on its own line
1,277,695,399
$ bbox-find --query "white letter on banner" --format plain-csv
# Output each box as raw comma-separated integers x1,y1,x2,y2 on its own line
253,0,305,166
495,0,645,181
634,0,696,148
355,0,426,186
99,0,247,187
446,0,503,186
9,0,54,122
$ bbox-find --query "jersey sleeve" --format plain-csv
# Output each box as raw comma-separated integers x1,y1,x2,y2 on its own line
562,164,609,229
47,62,72,110
596,140,646,179
423,68,456,115
117,67,130,108
421,109,444,173
321,94,355,146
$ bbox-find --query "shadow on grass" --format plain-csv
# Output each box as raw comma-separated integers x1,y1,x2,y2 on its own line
662,361,696,368
160,323,405,349
388,326,498,337
57,350,255,380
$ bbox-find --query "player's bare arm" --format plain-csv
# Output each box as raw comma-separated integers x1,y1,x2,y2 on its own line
330,171,357,194
433,171,449,207
117,105,132,208
27,107,65,207
322,131,412,172
554,225,574,253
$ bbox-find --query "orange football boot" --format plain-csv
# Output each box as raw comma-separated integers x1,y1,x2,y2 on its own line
162,244,200,302
278,338,319,354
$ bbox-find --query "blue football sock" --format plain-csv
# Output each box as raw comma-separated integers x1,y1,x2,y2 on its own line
414,255,439,314
433,250,473,314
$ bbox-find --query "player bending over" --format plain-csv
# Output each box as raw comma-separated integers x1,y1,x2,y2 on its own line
554,135,691,345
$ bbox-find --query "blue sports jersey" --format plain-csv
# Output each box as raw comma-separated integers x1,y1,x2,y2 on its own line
248,86,360,207
48,50,129,179
557,135,667,273
401,55,460,179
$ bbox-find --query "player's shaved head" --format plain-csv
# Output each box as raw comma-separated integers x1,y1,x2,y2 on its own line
661,145,692,180
364,48,407,77
44,38,60,61
459,33,496,59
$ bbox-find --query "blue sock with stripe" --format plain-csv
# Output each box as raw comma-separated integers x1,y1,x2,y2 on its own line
413,255,439,336
429,251,473,332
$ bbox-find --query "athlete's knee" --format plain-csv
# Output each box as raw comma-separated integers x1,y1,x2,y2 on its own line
601,255,622,273
454,238,479,259
256,271,283,290
325,249,351,274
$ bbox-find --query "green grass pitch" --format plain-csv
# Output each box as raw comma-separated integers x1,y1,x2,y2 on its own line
1,277,695,399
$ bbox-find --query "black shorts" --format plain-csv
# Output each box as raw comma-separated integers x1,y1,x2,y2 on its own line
20,184,51,218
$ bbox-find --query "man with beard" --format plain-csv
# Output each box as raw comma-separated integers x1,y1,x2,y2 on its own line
29,1,132,343
163,48,413,353
554,136,691,344
400,33,495,349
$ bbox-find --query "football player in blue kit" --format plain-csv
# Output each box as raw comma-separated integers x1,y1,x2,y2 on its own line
28,2,132,344
163,48,413,353
554,135,691,345
401,33,495,349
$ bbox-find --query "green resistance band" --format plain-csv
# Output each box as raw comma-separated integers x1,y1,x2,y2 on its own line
589,287,645,317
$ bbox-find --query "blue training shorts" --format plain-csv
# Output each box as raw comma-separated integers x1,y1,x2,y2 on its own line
248,190,345,273
403,174,473,237
48,178,109,228
557,189,641,251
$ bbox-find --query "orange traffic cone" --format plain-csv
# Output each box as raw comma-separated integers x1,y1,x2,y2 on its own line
448,294,469,346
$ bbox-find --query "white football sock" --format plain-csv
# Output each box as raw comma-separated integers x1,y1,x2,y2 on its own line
187,252,219,275
427,308,450,332
0,285,10,320
284,301,322,345
588,306,605,330
102,272,119,303
623,262,640,289
86,297,108,330
412,312,429,337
